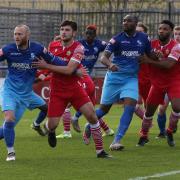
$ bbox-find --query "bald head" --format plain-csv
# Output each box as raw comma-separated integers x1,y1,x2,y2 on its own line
15,24,30,35
14,24,30,49
122,15,138,35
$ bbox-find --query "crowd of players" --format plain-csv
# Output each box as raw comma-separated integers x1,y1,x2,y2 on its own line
0,14,180,161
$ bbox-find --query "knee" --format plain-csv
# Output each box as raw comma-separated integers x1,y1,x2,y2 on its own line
86,110,98,124
4,111,15,121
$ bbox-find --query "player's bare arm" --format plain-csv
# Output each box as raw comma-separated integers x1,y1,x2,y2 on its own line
100,51,119,72
139,53,177,69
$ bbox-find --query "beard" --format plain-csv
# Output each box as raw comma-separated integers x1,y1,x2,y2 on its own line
158,34,170,42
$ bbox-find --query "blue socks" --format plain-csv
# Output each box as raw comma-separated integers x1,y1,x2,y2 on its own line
75,111,82,119
157,113,166,134
3,121,15,148
95,108,106,119
114,105,135,143
34,110,47,125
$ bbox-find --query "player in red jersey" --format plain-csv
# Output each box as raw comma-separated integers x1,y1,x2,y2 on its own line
137,20,180,147
56,72,114,139
154,25,180,138
52,30,114,139
33,20,111,158
135,22,151,119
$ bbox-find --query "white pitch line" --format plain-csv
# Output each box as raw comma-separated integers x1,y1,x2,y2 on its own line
128,170,180,180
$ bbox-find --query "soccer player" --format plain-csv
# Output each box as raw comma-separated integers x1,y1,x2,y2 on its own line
82,15,152,151
135,22,151,119
32,20,111,158
154,25,180,138
136,22,169,138
79,24,107,75
56,72,114,139
137,20,180,147
70,25,114,137
0,24,76,161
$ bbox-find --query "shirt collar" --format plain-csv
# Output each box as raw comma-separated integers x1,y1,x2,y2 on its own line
124,32,137,38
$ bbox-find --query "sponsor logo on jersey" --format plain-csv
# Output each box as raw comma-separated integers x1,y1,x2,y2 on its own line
84,54,96,61
31,53,37,60
11,62,32,70
94,47,98,53
66,50,71,56
121,51,140,57
10,52,21,56
137,40,143,46
121,40,130,44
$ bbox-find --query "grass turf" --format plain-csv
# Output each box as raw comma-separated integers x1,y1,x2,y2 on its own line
0,105,180,180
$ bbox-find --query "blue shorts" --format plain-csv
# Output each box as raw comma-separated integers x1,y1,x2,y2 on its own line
100,75,138,105
1,91,45,125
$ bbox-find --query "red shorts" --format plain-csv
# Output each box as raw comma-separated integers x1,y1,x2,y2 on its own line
48,84,91,117
168,80,180,100
147,81,180,105
82,76,96,105
138,80,151,103
146,86,165,105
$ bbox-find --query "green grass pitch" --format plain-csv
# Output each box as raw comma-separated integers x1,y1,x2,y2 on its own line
0,105,180,180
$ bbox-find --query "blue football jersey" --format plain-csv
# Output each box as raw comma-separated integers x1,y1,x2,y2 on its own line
0,41,66,98
79,39,107,74
105,31,152,82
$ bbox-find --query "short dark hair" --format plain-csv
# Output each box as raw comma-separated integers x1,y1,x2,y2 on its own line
60,20,77,31
160,20,175,30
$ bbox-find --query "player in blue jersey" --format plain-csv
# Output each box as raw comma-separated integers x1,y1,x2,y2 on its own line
70,25,114,137
83,15,153,151
79,24,107,75
0,24,71,161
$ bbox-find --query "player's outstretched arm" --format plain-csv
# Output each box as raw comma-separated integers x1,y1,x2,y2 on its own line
32,57,79,75
140,53,177,69
40,49,68,66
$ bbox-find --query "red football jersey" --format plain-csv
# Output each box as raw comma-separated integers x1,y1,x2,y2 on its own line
138,63,150,84
48,40,84,91
150,39,180,88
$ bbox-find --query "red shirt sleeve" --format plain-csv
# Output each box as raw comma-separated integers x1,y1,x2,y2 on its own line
168,44,180,61
70,44,84,64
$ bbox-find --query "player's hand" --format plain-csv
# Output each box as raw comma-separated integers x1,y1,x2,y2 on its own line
38,74,46,80
108,63,119,72
139,54,151,64
76,66,88,77
32,57,48,69
154,49,163,60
